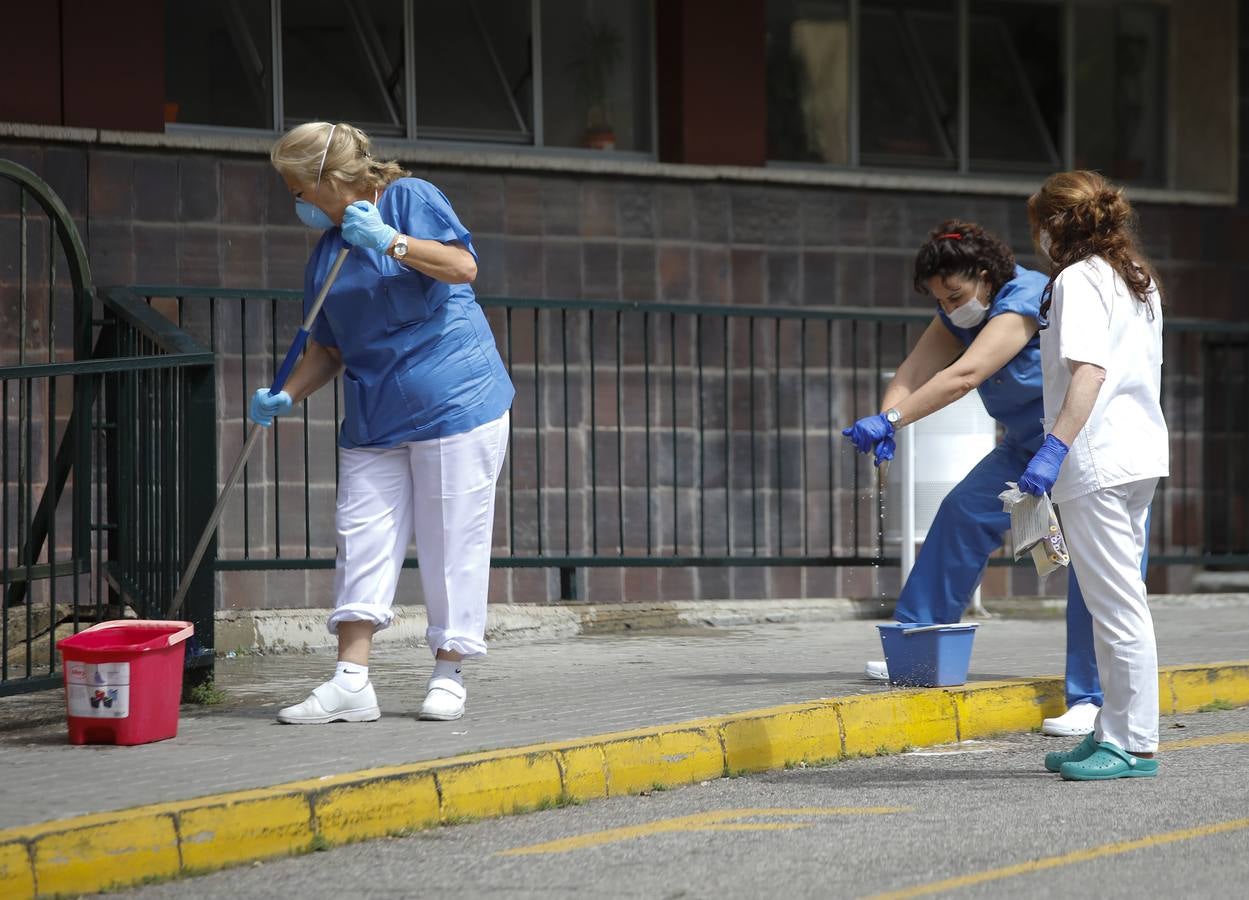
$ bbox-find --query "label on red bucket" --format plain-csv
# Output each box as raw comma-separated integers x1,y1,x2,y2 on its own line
65,661,130,719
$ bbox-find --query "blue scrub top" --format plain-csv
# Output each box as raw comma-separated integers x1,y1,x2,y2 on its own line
937,265,1049,452
304,178,515,449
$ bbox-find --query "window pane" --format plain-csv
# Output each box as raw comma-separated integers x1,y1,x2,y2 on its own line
541,0,654,152
414,0,534,143
969,2,1062,173
282,0,406,136
766,0,851,165
860,1,958,169
1074,2,1167,184
165,1,273,129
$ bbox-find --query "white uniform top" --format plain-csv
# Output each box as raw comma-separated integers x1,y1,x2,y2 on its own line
1040,256,1170,504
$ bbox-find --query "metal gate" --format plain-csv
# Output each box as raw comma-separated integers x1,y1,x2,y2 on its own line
1,159,216,696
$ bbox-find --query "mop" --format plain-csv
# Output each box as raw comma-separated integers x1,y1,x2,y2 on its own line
998,482,1070,577
165,246,352,620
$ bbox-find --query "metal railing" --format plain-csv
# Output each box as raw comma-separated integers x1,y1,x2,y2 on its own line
96,292,218,642
119,284,1249,596
1,161,216,696
1153,319,1249,566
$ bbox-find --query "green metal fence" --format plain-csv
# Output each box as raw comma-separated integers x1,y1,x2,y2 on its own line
120,285,1249,600
0,161,216,696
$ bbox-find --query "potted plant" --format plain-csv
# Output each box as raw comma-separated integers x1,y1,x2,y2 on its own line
569,20,623,150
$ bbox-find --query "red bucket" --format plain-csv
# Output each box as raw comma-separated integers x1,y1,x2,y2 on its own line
57,620,194,746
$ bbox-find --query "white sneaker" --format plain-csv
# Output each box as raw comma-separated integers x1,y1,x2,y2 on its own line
1041,701,1099,737
419,675,466,721
276,680,380,724
865,660,890,682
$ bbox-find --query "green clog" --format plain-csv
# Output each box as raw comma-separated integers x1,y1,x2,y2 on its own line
1060,740,1158,781
1044,732,1098,773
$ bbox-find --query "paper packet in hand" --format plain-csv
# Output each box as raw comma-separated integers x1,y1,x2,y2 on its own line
998,482,1070,577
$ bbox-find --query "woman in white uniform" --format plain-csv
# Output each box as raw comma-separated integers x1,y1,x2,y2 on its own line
1020,170,1169,780
256,122,514,725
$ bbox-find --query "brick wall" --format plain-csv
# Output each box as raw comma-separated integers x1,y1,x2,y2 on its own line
1,136,1245,611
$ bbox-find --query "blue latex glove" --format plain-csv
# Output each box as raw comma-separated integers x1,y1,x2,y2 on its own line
874,435,896,468
341,200,398,253
250,388,292,427
1019,434,1070,496
841,413,895,455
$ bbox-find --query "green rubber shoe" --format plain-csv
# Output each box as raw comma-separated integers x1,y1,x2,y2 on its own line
1044,732,1098,773
1060,741,1158,781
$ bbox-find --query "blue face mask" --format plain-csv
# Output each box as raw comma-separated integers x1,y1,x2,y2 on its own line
295,198,335,231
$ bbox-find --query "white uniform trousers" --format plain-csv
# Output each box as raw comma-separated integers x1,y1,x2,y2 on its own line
327,412,509,658
1058,478,1159,753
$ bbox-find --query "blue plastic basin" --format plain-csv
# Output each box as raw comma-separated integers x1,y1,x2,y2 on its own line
877,622,978,687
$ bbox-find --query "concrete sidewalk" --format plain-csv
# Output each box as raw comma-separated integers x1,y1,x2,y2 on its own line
0,599,1247,898
2,598,1246,828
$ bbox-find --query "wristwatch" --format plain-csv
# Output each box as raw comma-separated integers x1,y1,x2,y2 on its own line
390,236,408,259
884,408,902,426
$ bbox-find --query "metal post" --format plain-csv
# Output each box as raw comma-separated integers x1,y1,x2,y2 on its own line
957,0,970,174
901,424,915,582
559,566,577,601
181,361,218,689
848,0,861,167
531,0,544,146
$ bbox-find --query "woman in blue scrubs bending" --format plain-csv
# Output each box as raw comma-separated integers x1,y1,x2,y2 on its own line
257,122,514,725
841,220,1143,737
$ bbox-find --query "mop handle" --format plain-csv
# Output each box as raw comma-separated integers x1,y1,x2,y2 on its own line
268,247,351,393
166,247,351,620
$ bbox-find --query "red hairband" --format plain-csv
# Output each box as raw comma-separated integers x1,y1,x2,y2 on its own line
939,233,962,240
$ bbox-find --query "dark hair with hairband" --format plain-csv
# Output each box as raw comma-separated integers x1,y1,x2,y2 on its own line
913,220,1016,299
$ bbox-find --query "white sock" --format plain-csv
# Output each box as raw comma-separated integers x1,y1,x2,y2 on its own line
332,661,369,691
431,659,463,684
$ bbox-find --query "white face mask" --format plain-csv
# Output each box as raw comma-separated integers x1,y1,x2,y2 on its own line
948,289,989,329
294,124,337,230
1038,230,1053,260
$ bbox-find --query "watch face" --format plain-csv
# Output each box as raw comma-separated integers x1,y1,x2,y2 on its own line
394,241,407,258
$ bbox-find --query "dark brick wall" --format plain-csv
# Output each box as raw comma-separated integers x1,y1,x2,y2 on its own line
4,141,1241,316
1,135,1244,609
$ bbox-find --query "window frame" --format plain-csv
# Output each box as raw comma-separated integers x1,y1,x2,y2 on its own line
163,0,660,162
765,0,1238,199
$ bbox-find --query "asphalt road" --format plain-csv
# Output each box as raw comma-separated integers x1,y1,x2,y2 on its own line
105,705,1249,900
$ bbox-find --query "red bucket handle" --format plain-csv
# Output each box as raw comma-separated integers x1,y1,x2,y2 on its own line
80,619,195,651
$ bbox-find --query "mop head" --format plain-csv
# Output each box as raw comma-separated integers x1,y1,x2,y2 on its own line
998,482,1070,577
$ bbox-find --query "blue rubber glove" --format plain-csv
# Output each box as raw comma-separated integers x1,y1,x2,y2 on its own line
341,200,398,253
841,413,895,455
1019,434,1070,496
250,388,292,427
874,435,896,468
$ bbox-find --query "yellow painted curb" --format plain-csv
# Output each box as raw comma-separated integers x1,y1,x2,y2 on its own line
1,661,1245,899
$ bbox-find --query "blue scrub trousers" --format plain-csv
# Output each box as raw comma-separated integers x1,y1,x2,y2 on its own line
893,441,1150,709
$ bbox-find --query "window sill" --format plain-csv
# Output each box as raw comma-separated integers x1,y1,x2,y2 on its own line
1,121,1236,207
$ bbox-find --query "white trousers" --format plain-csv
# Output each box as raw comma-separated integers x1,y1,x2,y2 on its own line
328,412,509,658
1058,478,1159,752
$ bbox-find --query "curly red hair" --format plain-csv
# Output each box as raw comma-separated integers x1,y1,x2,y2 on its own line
1027,170,1158,312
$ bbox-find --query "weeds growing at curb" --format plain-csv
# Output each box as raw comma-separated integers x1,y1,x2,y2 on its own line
307,834,331,852
533,791,583,811
784,756,842,770
185,681,228,705
1198,699,1239,712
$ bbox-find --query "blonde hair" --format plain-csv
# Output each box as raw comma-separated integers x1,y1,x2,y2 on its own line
270,121,410,192
1027,170,1158,311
